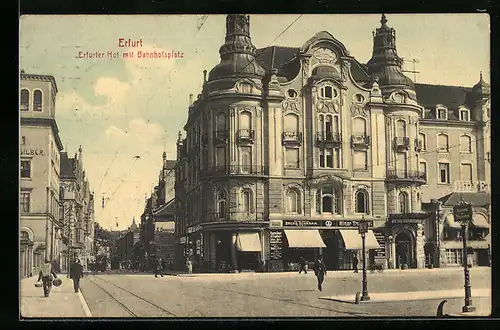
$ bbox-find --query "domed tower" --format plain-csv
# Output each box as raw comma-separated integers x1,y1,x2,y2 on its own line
369,15,427,269
470,72,491,184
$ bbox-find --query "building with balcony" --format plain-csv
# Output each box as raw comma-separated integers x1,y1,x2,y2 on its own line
174,14,490,272
20,70,64,278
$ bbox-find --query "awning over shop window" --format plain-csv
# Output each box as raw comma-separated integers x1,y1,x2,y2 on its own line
472,214,489,228
445,214,462,229
235,232,262,252
339,230,380,250
284,230,326,248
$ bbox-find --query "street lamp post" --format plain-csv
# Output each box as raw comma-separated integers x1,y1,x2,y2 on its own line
453,199,475,313
358,215,370,301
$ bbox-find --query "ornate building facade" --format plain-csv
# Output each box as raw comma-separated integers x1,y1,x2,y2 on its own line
174,14,491,272
20,71,64,278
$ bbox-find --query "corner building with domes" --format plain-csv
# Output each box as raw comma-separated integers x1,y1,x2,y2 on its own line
174,14,491,273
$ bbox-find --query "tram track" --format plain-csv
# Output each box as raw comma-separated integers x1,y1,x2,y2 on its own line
85,275,179,317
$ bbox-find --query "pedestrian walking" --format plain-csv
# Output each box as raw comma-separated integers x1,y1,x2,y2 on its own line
186,259,193,274
313,256,327,291
154,257,164,277
298,256,307,274
37,258,58,297
352,254,359,273
70,259,84,293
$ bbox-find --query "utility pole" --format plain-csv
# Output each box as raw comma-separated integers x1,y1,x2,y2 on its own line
401,57,420,82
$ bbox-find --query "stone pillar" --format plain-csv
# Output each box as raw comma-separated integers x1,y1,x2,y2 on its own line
209,232,217,271
415,224,426,268
391,240,396,269
230,232,238,272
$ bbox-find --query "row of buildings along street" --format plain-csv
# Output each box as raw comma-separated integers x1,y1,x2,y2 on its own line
20,71,95,278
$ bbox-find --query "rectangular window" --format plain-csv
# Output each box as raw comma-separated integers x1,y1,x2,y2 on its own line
438,109,447,119
439,163,450,184
241,146,252,172
325,149,333,168
20,192,30,213
216,147,225,167
319,149,325,167
21,160,31,178
460,163,473,181
353,151,368,170
460,110,469,121
285,148,300,168
419,162,427,181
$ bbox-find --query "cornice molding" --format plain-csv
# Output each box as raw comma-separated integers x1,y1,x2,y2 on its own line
21,73,58,93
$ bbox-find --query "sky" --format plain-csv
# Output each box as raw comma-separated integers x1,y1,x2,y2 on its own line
19,14,490,231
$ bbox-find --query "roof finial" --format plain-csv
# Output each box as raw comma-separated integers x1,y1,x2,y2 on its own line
480,71,483,81
381,13,388,26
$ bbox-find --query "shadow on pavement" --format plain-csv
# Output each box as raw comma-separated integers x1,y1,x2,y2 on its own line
319,297,357,305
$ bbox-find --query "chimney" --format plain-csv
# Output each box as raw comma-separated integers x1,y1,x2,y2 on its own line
189,94,193,105
203,70,207,83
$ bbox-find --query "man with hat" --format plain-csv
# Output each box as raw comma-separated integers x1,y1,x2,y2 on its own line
70,259,84,293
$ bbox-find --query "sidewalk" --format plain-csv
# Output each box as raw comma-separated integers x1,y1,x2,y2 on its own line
161,266,490,278
20,274,92,318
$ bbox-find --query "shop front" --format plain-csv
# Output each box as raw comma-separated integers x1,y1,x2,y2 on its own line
196,222,266,273
20,231,34,279
387,214,428,269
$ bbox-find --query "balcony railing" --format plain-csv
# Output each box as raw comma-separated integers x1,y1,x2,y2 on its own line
386,169,427,183
282,132,303,146
213,130,229,143
207,211,268,222
350,135,371,149
237,129,255,143
316,132,342,146
201,165,268,177
394,137,410,150
414,138,424,152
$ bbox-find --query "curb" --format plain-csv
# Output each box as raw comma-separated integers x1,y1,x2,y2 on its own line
77,289,93,317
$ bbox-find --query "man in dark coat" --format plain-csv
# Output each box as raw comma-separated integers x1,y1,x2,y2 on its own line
154,257,164,277
298,256,307,274
313,256,327,291
352,254,359,273
70,259,84,293
37,258,58,297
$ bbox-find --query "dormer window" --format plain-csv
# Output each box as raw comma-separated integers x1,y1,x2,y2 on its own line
320,86,338,100
460,109,470,121
437,107,447,120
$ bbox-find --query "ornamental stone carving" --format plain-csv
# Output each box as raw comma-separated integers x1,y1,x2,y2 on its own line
350,104,367,117
313,48,337,64
341,59,351,82
316,100,339,113
301,57,310,79
282,100,300,113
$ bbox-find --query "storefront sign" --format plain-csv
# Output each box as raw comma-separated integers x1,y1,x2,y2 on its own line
453,204,472,223
20,148,45,156
187,225,202,234
329,220,374,227
454,180,490,193
269,230,283,260
283,220,321,227
391,219,422,224
373,231,386,259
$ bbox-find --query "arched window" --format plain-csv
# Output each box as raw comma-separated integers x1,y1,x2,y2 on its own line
437,134,449,152
20,231,29,240
316,187,341,214
460,109,470,121
286,189,300,214
242,189,253,214
460,135,472,153
395,120,406,137
240,111,252,130
355,190,369,214
352,117,367,135
284,113,299,133
216,190,227,219
33,90,42,111
320,85,337,99
325,115,333,135
21,89,29,111
398,192,408,214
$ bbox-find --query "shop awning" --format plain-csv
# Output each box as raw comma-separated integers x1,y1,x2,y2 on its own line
236,233,262,252
445,214,462,229
472,214,490,228
339,230,380,250
284,230,326,248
